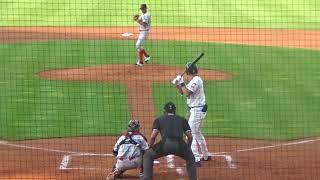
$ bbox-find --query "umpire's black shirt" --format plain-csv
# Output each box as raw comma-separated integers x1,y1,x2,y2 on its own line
153,114,191,140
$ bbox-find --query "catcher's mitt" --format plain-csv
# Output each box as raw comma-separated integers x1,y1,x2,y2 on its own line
133,14,139,21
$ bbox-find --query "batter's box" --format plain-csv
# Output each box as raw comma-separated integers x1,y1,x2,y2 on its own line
59,153,236,171
211,155,236,169
161,154,236,169
59,153,113,170
170,155,236,169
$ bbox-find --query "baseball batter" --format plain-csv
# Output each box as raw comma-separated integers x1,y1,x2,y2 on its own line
172,62,211,166
134,4,151,67
111,119,148,179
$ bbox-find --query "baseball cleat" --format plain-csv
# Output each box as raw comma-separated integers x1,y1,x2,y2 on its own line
195,161,202,167
112,171,124,179
201,156,212,161
135,62,144,67
144,56,151,63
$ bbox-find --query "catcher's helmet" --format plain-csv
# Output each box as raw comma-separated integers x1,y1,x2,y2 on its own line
185,62,198,75
164,102,176,113
128,119,140,132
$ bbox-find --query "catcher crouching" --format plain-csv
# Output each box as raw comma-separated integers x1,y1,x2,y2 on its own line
110,119,148,179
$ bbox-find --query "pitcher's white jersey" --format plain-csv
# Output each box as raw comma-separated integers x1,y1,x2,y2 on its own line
138,13,151,31
113,132,148,160
186,76,206,107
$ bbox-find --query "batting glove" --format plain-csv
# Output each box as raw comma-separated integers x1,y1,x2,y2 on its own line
178,76,184,85
171,75,184,85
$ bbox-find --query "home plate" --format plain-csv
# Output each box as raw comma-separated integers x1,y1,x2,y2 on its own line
154,161,160,164
121,32,134,37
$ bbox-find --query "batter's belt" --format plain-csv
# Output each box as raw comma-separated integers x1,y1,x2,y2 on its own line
188,104,208,112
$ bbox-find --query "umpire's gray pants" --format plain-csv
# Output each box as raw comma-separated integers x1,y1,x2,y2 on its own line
142,139,197,180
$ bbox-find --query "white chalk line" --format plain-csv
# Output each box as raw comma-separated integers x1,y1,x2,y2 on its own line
2,138,320,172
176,166,185,179
166,155,175,168
59,155,104,171
57,137,320,172
59,155,71,170
0,140,113,156
61,167,98,170
209,138,320,155
165,154,235,171
2,138,317,156
0,140,234,171
224,155,236,169
210,154,236,169
166,154,186,178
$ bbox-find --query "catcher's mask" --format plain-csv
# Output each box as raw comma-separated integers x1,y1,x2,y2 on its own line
185,62,198,75
128,119,140,132
164,102,176,114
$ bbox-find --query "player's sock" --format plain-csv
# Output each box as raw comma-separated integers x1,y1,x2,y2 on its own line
139,50,144,64
142,49,149,57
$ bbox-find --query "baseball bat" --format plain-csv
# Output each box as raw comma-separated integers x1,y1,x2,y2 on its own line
181,52,205,76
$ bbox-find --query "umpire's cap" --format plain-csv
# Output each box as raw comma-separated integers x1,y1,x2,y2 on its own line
164,102,176,113
128,119,140,132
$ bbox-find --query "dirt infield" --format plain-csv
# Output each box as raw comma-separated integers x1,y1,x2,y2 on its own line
0,27,320,50
0,27,320,180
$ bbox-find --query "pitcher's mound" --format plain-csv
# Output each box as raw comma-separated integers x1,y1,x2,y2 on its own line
37,64,232,82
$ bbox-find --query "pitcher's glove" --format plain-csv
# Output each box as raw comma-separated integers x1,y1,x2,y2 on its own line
133,14,140,21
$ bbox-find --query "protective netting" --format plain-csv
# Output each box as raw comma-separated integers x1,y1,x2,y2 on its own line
0,1,319,180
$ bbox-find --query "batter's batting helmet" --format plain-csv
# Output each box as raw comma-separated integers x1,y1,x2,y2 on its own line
128,119,140,132
140,4,147,9
164,102,176,114
185,62,198,75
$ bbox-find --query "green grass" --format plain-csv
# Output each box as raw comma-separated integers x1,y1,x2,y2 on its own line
1,40,320,140
0,41,131,140
152,43,320,140
0,0,319,29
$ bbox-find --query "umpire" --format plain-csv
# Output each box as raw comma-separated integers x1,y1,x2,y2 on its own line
142,102,197,180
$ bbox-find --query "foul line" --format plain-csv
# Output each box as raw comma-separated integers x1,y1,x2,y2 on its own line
2,138,318,156
2,138,320,171
0,140,113,157
209,138,320,155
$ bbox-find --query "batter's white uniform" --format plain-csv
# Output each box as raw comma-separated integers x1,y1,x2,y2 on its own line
136,12,151,50
113,132,149,172
186,76,209,162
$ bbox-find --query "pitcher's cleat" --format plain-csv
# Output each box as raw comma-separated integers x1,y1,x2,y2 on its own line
135,61,144,67
144,56,151,63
